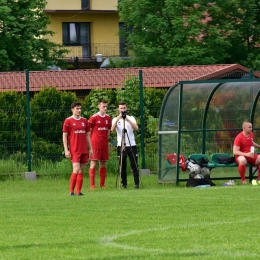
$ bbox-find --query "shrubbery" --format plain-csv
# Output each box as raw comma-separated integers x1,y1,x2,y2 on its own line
0,79,167,175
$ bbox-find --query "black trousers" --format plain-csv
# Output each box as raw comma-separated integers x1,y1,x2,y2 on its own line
117,145,139,186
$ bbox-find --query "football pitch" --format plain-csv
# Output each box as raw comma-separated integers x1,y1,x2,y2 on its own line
0,175,260,260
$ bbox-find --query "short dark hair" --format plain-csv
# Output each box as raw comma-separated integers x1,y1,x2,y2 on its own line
118,101,126,106
71,102,81,109
99,99,108,104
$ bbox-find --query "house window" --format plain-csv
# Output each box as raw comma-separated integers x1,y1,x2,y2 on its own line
82,0,89,9
62,22,90,58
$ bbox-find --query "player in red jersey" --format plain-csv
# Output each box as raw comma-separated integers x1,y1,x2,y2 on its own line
88,99,111,189
63,102,92,195
233,121,260,184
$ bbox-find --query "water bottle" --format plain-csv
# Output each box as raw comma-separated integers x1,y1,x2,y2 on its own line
250,146,255,154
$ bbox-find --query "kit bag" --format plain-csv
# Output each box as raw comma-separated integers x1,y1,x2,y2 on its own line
217,156,235,164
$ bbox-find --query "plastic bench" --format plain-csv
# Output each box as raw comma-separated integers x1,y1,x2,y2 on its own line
210,153,237,167
210,153,258,181
162,153,259,183
162,154,184,179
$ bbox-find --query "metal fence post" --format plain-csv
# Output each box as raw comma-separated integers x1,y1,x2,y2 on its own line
25,69,32,172
139,70,145,169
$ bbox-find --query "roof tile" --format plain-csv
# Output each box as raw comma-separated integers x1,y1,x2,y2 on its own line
0,64,255,92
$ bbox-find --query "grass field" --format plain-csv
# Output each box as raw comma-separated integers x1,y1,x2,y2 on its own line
1,174,260,260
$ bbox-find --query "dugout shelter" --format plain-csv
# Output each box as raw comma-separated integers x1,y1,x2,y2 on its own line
158,77,260,184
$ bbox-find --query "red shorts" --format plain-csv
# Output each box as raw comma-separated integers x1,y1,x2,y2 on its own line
71,153,89,164
235,154,259,165
91,148,109,161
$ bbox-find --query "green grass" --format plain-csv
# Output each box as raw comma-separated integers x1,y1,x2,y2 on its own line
1,175,260,260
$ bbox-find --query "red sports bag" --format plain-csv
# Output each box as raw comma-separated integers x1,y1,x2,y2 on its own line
165,153,186,171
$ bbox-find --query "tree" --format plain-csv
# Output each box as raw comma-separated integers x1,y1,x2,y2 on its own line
118,0,260,69
200,0,260,68
115,76,159,149
30,87,78,162
30,87,78,143
0,91,27,157
82,89,117,119
0,0,67,71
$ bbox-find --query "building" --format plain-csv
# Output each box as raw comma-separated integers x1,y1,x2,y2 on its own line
44,0,125,69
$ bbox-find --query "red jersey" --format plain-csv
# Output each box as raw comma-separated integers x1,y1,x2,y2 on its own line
88,113,111,149
62,116,90,154
234,132,254,153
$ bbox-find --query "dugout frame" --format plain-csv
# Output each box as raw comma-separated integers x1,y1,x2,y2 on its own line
158,78,260,184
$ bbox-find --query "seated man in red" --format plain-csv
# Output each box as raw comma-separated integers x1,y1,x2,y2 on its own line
233,121,260,184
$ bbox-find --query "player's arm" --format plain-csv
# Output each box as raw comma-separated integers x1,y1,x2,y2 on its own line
253,141,260,149
111,115,121,131
126,116,138,131
233,144,251,157
62,132,71,158
88,118,94,134
86,132,93,156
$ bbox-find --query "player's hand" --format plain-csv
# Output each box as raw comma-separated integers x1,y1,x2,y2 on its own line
248,152,254,158
89,149,93,158
65,151,71,159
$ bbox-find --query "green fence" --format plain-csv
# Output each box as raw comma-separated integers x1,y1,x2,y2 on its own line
0,69,167,178
0,68,256,179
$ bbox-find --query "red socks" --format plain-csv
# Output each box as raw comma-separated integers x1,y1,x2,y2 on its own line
238,164,246,182
76,174,83,194
70,173,77,193
99,168,106,187
89,168,96,188
71,169,106,192
89,168,106,188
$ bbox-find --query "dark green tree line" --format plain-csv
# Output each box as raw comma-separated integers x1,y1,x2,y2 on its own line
118,0,260,69
0,84,167,163
0,0,67,71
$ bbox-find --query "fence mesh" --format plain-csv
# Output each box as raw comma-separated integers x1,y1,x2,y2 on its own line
0,67,256,179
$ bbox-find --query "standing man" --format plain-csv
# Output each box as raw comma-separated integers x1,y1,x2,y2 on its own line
111,101,140,189
88,99,111,189
233,121,260,184
63,102,92,196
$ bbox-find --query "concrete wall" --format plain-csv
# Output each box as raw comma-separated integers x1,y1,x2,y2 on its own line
45,0,118,11
91,0,118,10
45,0,81,10
45,13,119,44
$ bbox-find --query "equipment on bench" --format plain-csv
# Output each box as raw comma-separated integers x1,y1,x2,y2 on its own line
165,153,186,171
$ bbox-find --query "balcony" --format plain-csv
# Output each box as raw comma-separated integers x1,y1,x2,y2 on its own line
62,43,128,59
